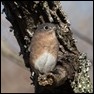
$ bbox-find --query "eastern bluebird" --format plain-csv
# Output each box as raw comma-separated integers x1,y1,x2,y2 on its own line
30,23,59,75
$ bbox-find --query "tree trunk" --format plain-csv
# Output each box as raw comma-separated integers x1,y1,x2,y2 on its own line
2,1,92,93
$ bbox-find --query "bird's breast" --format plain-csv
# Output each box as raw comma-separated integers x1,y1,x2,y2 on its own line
34,51,56,73
30,31,59,74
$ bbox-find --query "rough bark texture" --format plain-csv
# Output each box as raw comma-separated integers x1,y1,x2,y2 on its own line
2,1,81,93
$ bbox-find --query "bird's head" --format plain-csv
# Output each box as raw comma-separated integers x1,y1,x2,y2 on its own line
35,23,56,33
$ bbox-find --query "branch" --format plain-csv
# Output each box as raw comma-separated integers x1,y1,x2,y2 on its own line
2,1,93,93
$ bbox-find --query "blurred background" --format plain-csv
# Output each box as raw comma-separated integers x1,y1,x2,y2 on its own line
1,1,93,93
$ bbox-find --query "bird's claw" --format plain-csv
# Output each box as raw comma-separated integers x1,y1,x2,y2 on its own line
38,73,55,86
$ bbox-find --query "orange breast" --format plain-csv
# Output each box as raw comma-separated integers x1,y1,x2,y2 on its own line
30,31,59,73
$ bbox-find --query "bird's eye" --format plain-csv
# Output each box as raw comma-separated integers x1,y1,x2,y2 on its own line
44,26,49,30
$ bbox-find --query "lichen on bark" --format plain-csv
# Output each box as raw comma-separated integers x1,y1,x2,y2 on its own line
2,1,93,93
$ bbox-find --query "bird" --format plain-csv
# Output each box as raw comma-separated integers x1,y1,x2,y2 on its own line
29,23,59,75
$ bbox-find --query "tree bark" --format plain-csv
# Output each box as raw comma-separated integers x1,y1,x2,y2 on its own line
2,1,82,93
